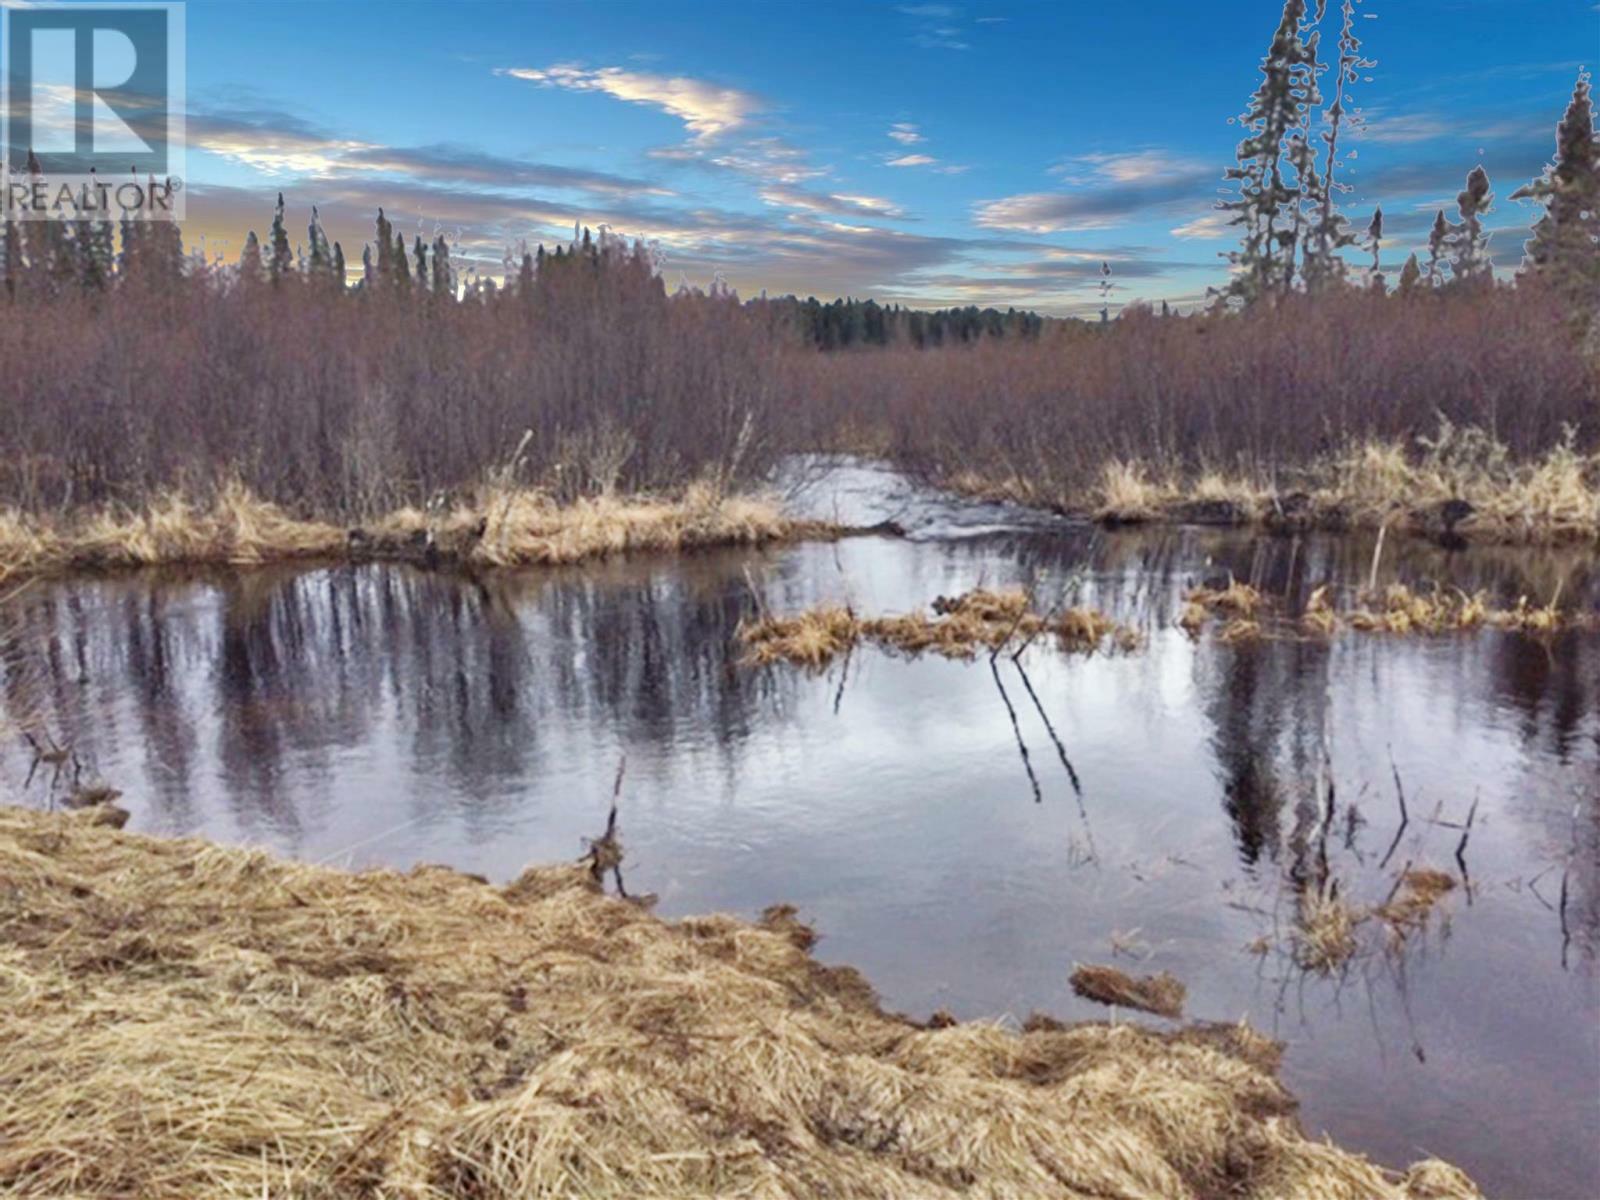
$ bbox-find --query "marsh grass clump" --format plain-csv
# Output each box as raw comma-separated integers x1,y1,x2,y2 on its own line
1292,884,1364,974
1276,865,1463,974
1070,964,1188,1019
1348,584,1492,634
738,605,861,669
0,482,794,577
1188,580,1266,618
1321,422,1600,543
740,588,1141,667
0,806,1481,1199
1379,868,1459,935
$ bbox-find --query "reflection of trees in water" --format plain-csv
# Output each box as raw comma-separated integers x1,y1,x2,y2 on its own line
0,528,1593,890
0,556,795,836
947,527,1596,870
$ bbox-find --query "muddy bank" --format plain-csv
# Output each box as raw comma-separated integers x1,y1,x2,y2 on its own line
0,805,1480,1199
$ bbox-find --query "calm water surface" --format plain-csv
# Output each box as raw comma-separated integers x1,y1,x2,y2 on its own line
3,463,1597,1199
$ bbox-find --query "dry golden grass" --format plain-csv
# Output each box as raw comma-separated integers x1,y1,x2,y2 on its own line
1069,965,1187,1019
739,589,1140,667
738,605,861,669
1093,460,1164,523
0,481,795,577
955,424,1599,545
0,806,1479,1199
1323,426,1600,543
1378,868,1460,935
1292,886,1363,974
1278,866,1463,975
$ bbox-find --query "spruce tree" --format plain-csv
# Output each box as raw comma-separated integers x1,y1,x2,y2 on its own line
1397,252,1422,294
1364,207,1383,291
1303,0,1369,289
307,206,337,287
393,231,410,288
431,235,452,297
1426,210,1450,286
333,242,346,288
374,209,393,282
268,193,294,284
413,235,428,288
1219,0,1321,304
240,230,263,285
1511,70,1599,309
1448,166,1493,285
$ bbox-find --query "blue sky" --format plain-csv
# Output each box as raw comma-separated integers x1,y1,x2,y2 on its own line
169,0,1594,314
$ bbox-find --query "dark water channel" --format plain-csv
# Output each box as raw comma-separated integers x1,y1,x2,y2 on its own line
3,462,1597,1198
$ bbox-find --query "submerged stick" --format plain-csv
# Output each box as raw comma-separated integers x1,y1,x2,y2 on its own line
1380,753,1409,869
1454,794,1479,893
1558,867,1571,970
989,658,1041,804
1011,660,1083,797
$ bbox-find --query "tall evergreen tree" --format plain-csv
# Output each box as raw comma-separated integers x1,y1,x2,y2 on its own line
1511,70,1599,309
1364,207,1383,291
374,209,393,282
1397,252,1422,294
240,230,263,286
431,235,452,297
307,206,337,287
1426,210,1450,286
332,242,346,288
1303,0,1369,289
268,193,294,284
1218,0,1321,304
393,231,410,288
413,235,428,288
1448,166,1494,285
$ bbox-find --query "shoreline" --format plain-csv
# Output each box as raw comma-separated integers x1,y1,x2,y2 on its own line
0,804,1481,1198
932,436,1600,547
0,483,866,581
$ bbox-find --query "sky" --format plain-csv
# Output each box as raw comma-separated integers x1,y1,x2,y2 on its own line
140,1,1600,313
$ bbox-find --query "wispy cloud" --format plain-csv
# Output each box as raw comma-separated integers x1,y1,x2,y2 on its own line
1169,211,1232,240
188,109,668,196
898,4,970,50
978,151,1215,233
888,122,924,145
758,184,905,219
887,153,937,168
497,63,762,143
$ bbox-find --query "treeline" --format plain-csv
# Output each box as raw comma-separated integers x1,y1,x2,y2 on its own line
749,296,1045,349
0,211,792,515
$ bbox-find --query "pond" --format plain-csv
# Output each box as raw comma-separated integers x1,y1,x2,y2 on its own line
3,460,1597,1199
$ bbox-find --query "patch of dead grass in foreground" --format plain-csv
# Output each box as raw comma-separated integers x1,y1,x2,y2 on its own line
0,480,794,577
740,588,1140,668
0,805,1478,1198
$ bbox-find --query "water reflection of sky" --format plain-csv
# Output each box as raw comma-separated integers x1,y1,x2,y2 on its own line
2,490,1597,1198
